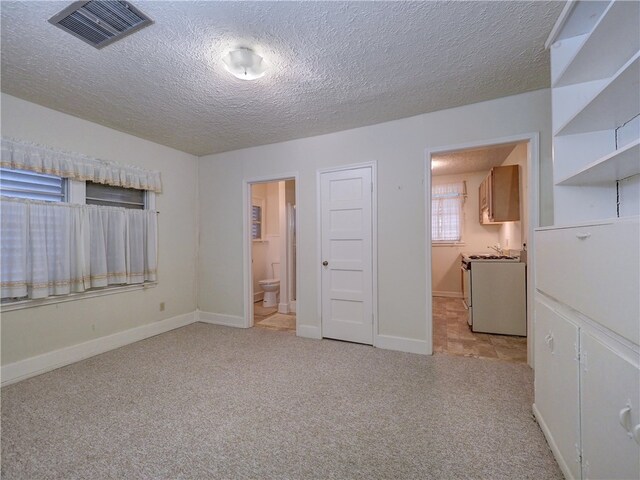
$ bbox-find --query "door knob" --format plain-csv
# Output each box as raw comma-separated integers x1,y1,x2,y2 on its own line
322,261,329,266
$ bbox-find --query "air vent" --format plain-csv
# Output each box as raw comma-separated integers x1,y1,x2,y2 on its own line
49,1,153,49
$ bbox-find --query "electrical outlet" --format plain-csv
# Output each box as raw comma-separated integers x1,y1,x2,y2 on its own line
160,302,165,312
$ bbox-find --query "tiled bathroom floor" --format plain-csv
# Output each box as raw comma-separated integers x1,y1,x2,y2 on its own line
433,297,527,363
254,303,277,322
254,302,296,333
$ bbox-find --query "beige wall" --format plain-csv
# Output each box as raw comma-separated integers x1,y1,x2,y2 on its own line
499,142,528,251
0,94,199,365
197,89,554,344
251,183,268,296
251,181,282,296
431,171,501,296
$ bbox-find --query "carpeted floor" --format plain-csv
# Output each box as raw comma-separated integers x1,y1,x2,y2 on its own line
1,323,561,479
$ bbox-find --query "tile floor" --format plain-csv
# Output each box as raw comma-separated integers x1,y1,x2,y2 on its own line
254,301,296,333
433,296,527,363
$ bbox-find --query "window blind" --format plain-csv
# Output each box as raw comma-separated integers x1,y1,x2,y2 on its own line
0,168,64,202
86,181,145,209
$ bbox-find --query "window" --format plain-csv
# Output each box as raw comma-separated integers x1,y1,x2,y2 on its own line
432,182,466,243
251,198,264,241
86,181,145,209
0,168,65,202
1,171,157,307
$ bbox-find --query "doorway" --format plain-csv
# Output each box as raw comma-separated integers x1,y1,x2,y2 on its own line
426,134,539,365
245,177,297,333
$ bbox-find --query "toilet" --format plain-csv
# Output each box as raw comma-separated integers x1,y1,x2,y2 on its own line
258,279,280,307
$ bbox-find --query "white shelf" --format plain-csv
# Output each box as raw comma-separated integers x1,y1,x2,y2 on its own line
557,139,640,186
545,0,609,48
555,52,640,136
552,0,639,87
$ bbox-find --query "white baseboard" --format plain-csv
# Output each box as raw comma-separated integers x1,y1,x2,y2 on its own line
197,310,246,328
432,291,463,298
278,303,289,314
297,324,321,339
532,404,575,480
1,311,197,387
253,291,264,302
375,334,429,355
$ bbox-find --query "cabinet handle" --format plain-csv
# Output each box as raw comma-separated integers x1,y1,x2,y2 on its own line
575,232,591,240
619,404,632,436
633,424,640,446
544,333,554,353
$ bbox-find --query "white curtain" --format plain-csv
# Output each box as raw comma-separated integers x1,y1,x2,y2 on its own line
1,137,162,193
432,182,466,243
1,198,157,300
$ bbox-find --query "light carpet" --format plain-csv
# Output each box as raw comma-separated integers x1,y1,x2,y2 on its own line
1,323,561,479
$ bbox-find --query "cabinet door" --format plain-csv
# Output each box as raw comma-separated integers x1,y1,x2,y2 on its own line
535,218,640,345
580,331,640,480
535,297,582,479
491,165,520,222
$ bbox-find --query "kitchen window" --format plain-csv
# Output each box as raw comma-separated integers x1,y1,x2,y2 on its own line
432,181,466,243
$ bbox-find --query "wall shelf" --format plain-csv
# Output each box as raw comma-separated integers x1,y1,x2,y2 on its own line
552,0,640,87
554,53,640,136
557,139,640,186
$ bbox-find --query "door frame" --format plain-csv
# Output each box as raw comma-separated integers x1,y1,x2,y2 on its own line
316,162,378,344
425,133,540,366
243,173,299,330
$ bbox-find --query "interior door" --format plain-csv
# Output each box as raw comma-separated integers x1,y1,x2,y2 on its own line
320,166,373,345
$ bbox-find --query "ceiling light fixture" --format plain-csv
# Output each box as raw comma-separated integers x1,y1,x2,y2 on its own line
222,48,266,80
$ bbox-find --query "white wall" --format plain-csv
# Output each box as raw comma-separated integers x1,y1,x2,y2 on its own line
0,94,199,365
431,171,501,296
197,89,553,344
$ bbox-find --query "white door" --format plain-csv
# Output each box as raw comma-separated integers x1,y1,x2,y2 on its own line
534,297,581,480
320,166,373,345
580,331,640,480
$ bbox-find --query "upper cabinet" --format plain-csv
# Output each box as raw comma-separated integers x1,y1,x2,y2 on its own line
479,165,520,224
547,0,640,224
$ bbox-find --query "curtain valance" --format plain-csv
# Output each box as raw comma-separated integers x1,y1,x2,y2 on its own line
1,137,162,193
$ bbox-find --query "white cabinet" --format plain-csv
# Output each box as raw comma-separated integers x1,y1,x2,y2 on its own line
534,297,581,480
536,218,640,345
534,292,640,480
580,331,640,480
536,4,640,477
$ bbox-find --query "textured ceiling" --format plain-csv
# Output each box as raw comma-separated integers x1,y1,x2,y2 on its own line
432,142,522,176
1,1,564,156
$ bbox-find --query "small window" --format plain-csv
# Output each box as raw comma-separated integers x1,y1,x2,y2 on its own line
252,205,262,240
252,200,263,240
432,182,466,243
85,181,145,209
0,168,65,202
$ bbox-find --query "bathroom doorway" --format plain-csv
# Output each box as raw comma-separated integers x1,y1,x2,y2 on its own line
247,178,297,333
